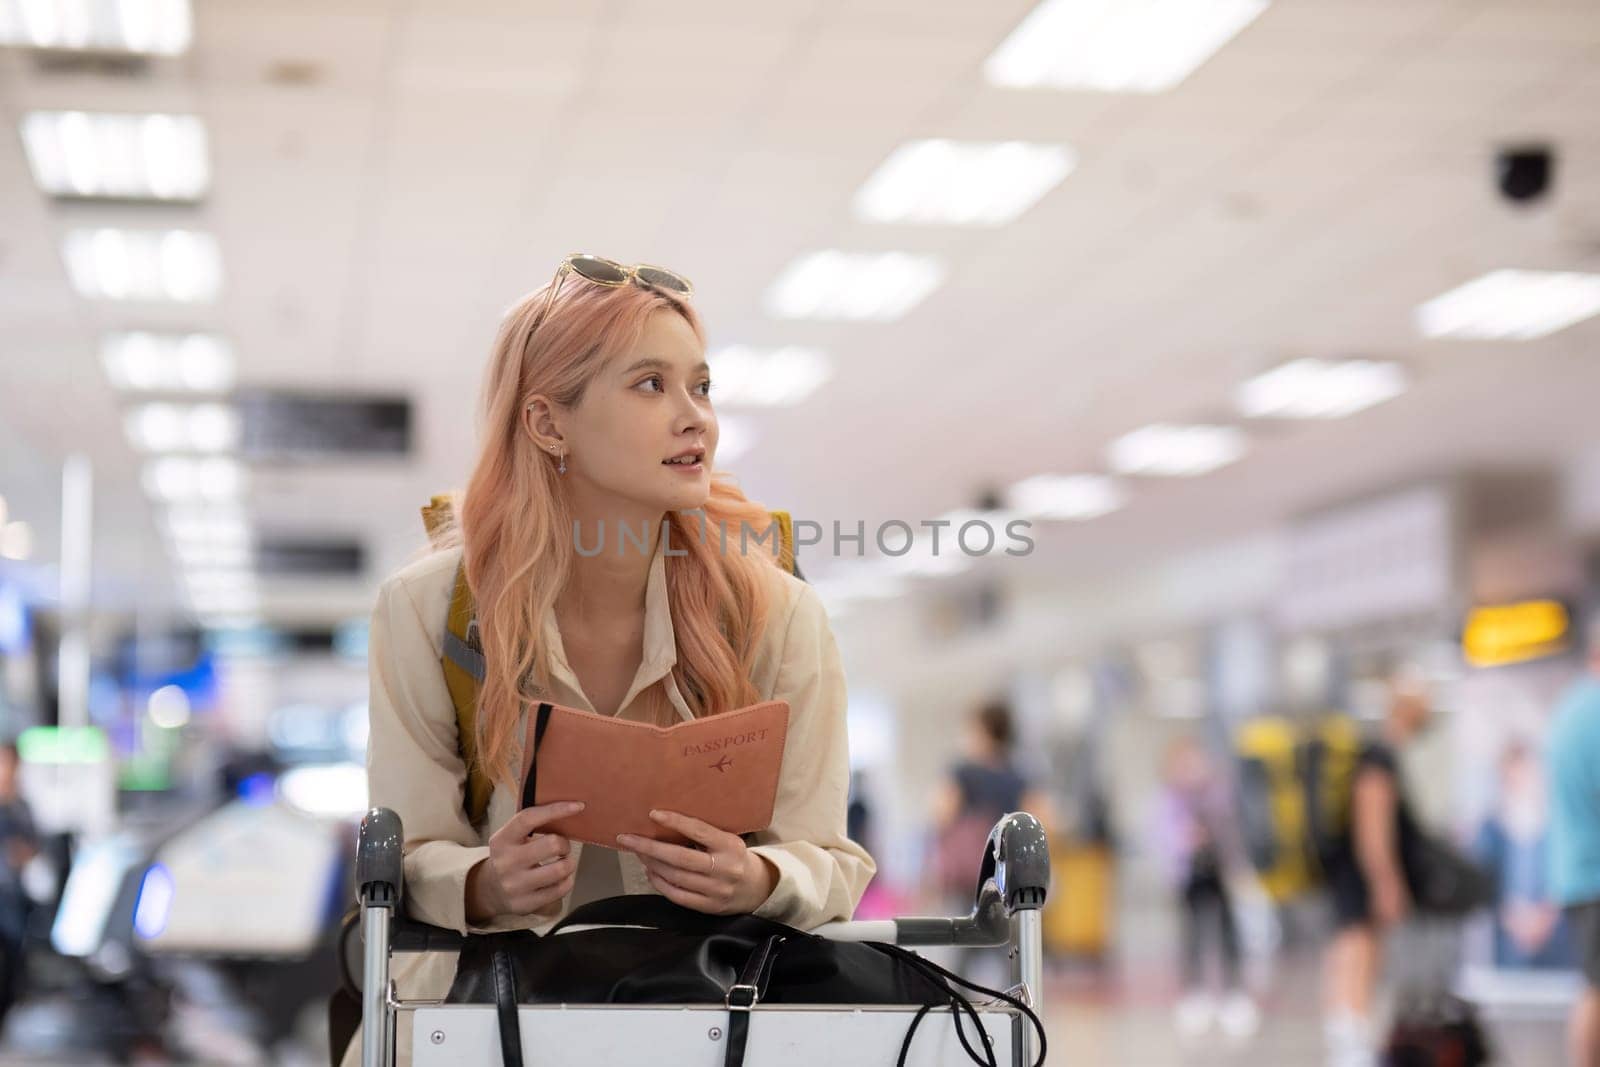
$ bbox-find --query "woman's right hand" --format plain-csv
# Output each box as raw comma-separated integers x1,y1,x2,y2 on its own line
466,801,585,922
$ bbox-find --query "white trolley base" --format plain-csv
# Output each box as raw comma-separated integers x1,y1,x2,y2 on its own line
411,1003,1017,1066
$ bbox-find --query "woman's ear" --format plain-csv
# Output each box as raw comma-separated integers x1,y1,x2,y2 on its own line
522,395,565,451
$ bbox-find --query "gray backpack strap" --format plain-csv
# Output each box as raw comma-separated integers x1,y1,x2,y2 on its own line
442,617,486,683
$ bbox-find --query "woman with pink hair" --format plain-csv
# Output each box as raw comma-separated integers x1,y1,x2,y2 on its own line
349,255,875,1065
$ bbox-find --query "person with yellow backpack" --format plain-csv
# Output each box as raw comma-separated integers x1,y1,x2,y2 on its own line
345,255,874,1066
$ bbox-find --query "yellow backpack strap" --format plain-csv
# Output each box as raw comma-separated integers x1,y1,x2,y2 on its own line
421,494,455,549
768,509,803,580
439,561,493,829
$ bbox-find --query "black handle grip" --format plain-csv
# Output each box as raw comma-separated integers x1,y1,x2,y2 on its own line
356,807,404,907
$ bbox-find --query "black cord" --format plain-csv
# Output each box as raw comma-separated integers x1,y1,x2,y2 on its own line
895,1003,938,1067
869,941,1048,1067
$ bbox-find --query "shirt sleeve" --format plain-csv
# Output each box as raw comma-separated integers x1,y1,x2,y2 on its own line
746,583,878,929
366,573,491,934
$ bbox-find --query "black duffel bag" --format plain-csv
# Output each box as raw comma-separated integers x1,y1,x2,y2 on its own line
1408,834,1494,917
446,894,1046,1067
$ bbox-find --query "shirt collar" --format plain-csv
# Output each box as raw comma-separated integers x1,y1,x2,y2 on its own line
538,525,693,723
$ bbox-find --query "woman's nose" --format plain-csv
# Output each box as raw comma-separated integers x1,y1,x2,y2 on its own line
671,388,707,431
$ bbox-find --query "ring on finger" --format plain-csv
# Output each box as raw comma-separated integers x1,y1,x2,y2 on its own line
708,853,717,875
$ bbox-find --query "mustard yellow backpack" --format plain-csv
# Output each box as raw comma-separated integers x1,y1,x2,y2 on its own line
419,496,803,828
1234,713,1360,902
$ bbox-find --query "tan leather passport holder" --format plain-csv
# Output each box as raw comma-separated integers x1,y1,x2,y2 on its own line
518,700,791,848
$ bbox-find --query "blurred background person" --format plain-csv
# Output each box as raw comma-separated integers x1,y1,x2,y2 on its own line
1548,617,1600,1067
929,700,1051,980
0,741,37,1027
1322,674,1432,1067
1149,733,1258,1040
930,700,1050,893
1472,741,1571,969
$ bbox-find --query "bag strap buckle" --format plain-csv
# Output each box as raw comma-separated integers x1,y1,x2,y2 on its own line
725,983,760,1011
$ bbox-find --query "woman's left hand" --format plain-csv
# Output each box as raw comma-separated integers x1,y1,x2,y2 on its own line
617,810,779,915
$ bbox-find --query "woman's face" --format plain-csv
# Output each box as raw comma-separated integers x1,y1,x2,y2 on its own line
559,307,718,514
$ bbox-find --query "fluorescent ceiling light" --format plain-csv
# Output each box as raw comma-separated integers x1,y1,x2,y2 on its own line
101,332,234,392
184,569,255,595
1007,473,1127,520
172,541,251,569
21,111,208,201
62,228,222,302
1108,423,1247,476
1236,358,1408,419
765,250,944,322
879,530,975,578
125,402,240,453
936,506,1029,533
0,0,192,54
142,457,244,502
163,505,250,547
854,139,1076,226
187,588,259,615
984,0,1269,93
707,346,832,407
1415,270,1600,341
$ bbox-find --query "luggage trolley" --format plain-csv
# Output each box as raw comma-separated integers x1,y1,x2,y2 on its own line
353,808,1051,1066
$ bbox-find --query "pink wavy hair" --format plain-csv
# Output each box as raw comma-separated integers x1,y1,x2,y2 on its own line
438,274,783,788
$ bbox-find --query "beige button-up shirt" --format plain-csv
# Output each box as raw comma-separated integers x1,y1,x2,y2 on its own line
365,532,876,938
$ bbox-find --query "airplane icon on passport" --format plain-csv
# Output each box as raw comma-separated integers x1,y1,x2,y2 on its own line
710,755,733,773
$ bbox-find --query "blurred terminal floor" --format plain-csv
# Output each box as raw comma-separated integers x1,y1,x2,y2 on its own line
0,947,1567,1066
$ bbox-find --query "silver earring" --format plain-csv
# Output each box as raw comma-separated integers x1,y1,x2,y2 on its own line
558,449,567,475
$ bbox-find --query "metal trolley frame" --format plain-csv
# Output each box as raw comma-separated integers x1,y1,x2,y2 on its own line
354,808,1050,1066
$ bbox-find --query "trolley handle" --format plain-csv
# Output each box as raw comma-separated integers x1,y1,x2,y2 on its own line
977,810,1051,913
356,806,403,909
354,806,1051,940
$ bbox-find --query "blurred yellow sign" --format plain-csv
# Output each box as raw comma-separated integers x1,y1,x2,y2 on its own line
1462,599,1570,668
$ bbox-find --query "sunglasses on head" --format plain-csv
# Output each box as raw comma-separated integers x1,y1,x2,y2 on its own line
531,253,694,335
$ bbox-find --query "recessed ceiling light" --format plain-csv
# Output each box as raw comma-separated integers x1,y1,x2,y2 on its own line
707,346,832,407
1236,358,1408,419
984,0,1270,93
63,228,222,302
0,0,192,54
101,332,234,392
854,139,1076,226
125,402,240,453
1007,473,1127,520
765,250,944,322
143,457,244,502
21,111,208,201
1108,423,1247,476
1415,270,1600,341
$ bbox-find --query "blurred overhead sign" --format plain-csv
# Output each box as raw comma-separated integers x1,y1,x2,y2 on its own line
1461,599,1571,668
236,390,410,458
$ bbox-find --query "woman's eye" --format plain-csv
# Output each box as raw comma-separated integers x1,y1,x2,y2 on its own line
697,379,713,398
637,375,664,393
